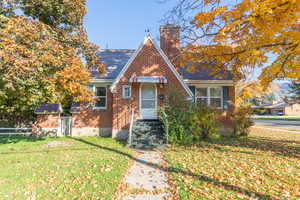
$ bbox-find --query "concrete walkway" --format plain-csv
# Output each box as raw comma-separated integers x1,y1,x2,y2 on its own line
118,150,174,200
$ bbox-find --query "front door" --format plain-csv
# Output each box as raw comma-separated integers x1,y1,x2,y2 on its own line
140,84,157,119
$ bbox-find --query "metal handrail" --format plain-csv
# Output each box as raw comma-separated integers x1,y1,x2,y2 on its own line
128,108,134,146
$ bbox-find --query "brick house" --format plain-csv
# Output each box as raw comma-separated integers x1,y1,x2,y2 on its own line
253,102,300,116
34,25,235,139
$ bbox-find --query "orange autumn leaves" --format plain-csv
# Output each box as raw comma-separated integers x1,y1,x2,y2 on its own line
0,16,96,116
182,0,300,86
1,0,105,120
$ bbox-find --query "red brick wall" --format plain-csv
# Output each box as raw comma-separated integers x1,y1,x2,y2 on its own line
218,86,236,126
113,39,188,132
34,114,60,129
73,85,113,128
160,25,180,65
229,86,235,107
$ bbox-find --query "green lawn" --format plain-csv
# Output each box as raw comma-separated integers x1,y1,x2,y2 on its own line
164,128,300,200
0,136,133,199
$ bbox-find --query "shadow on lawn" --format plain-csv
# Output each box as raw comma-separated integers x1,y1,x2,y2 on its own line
72,137,274,200
0,135,44,145
207,136,300,159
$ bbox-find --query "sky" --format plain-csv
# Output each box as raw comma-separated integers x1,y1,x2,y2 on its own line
84,0,174,50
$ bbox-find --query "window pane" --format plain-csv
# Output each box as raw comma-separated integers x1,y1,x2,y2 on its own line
123,87,131,98
141,100,155,109
96,87,106,97
196,88,207,97
196,98,208,106
141,85,155,99
211,98,221,108
95,97,106,108
210,88,222,97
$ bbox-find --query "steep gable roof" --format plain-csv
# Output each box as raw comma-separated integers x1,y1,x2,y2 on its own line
93,43,233,83
109,34,194,97
179,66,233,81
91,49,135,80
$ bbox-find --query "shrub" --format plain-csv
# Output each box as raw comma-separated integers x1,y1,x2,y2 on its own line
159,88,194,145
160,88,220,144
191,105,219,140
231,104,254,137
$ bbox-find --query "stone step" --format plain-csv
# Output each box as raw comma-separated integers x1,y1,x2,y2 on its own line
134,121,163,127
132,138,165,143
129,119,166,149
133,130,164,134
132,126,164,131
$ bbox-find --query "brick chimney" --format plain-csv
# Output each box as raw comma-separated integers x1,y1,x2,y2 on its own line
160,24,180,65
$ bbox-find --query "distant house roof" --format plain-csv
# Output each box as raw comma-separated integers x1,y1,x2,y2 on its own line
93,49,233,81
34,103,62,114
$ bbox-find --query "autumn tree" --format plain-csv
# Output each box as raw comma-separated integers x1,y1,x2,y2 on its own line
0,0,104,124
289,81,300,103
162,0,300,85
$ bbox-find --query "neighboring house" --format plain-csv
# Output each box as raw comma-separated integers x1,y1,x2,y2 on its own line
34,25,235,139
253,102,300,116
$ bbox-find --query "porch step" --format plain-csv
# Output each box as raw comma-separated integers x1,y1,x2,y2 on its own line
129,120,166,150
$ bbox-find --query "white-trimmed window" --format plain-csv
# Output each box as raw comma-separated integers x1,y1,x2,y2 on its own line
196,87,222,108
95,86,107,109
88,85,107,109
122,85,131,99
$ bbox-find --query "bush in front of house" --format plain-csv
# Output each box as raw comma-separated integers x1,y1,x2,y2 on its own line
160,89,254,144
160,88,219,145
160,88,194,145
231,104,254,137
190,105,219,140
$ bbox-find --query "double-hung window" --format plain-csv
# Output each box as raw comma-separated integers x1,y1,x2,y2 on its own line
196,87,222,108
88,85,107,109
95,86,107,109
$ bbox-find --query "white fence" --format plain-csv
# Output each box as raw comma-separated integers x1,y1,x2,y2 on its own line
0,128,32,136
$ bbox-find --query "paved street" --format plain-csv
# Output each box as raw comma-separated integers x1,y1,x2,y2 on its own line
253,119,300,130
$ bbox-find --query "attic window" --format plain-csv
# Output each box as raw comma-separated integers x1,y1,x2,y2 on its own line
122,85,131,99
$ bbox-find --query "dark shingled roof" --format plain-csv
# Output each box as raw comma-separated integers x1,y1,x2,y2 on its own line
34,103,62,114
179,66,233,80
91,49,135,79
70,103,81,113
93,49,233,81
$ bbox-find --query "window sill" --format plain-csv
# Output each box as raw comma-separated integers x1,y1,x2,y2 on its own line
93,107,107,110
